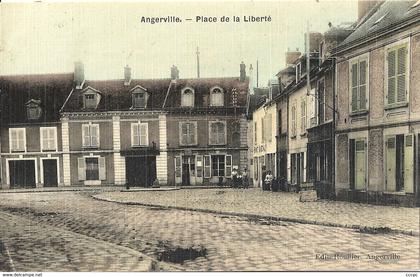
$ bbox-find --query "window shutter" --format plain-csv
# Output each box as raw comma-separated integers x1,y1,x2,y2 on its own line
98,157,106,180
190,123,196,145
349,139,355,190
397,46,407,103
204,155,211,178
78,157,86,181
49,128,56,149
90,125,99,147
140,123,148,146
209,122,216,145
301,100,306,134
404,134,414,193
225,155,232,177
82,125,90,147
131,123,139,146
359,60,367,110
387,50,396,104
351,63,358,111
41,128,47,150
386,137,396,192
10,129,17,151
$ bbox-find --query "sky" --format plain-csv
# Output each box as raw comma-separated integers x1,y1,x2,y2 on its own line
0,1,357,87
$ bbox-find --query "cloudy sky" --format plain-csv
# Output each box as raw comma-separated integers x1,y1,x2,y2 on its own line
0,1,357,87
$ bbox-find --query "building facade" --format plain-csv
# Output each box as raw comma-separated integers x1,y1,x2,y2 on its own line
0,73,74,189
334,0,420,206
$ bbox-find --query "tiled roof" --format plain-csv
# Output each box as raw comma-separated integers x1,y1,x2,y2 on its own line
0,73,74,124
164,77,249,109
61,79,171,112
337,0,419,52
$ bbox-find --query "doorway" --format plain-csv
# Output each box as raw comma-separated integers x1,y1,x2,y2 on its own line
126,156,156,187
9,160,36,189
42,159,58,187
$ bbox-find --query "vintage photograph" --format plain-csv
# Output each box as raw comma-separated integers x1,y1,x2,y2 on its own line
0,0,419,273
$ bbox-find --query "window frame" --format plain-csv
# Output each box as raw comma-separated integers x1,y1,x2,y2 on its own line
210,86,224,107
181,87,195,108
82,123,100,149
179,121,198,146
132,90,148,109
83,93,98,109
208,121,227,146
348,53,369,114
40,126,57,151
384,39,410,109
131,122,149,147
9,128,26,153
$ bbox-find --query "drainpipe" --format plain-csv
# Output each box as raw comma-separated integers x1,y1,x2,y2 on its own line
332,58,337,200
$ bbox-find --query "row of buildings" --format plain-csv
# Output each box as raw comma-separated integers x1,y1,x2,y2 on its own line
0,63,250,188
251,0,420,206
0,0,419,207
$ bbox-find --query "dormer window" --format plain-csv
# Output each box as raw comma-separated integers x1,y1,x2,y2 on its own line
82,87,101,110
296,63,302,82
26,99,42,120
131,87,148,109
210,86,224,107
181,87,194,107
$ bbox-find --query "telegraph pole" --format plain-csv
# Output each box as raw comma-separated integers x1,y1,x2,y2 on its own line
196,46,200,78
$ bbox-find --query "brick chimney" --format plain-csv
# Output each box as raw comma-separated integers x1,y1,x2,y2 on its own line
74,61,85,89
240,61,246,82
171,65,179,80
285,49,301,67
305,32,323,53
358,0,382,22
124,65,132,86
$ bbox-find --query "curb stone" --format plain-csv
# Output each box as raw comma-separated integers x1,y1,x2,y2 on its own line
91,194,419,237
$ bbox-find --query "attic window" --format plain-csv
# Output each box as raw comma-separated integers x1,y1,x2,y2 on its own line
84,93,97,109
210,87,224,106
26,99,42,120
181,87,194,107
132,88,148,109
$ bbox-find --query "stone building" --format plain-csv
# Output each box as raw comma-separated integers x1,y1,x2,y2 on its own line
334,0,420,206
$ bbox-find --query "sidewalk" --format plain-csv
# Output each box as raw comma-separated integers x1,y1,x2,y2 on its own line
94,188,420,236
0,185,125,194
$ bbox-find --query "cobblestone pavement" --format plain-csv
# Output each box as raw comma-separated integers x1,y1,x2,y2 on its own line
96,188,420,234
0,191,418,271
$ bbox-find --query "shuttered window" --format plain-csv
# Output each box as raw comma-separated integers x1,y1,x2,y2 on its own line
82,123,100,148
386,136,396,192
350,57,368,112
9,128,26,152
209,121,226,145
387,44,408,105
181,88,194,107
266,115,272,142
78,157,105,181
291,105,296,137
354,139,366,190
300,98,306,134
179,122,197,145
225,155,232,178
174,156,182,178
404,134,414,193
210,87,224,106
131,122,148,147
40,127,57,151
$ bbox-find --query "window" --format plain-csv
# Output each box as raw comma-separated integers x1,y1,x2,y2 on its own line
232,122,240,146
179,122,197,145
209,121,226,145
84,93,98,109
211,155,225,177
317,79,325,124
210,87,224,106
386,134,414,193
174,156,182,178
132,90,147,108
225,155,232,178
196,156,203,178
264,114,272,142
301,98,306,134
131,122,148,147
290,152,304,185
291,104,296,137
82,123,100,148
386,43,408,106
26,100,42,120
77,157,106,181
350,56,368,113
181,87,194,107
40,127,57,151
9,128,26,152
